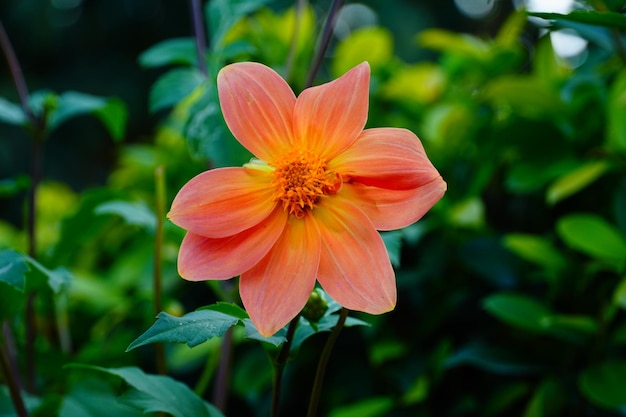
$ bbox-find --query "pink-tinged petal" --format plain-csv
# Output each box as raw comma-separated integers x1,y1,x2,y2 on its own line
313,197,396,314
340,178,446,231
239,215,321,336
168,167,276,238
293,62,370,160
178,207,288,280
330,128,440,190
218,62,296,161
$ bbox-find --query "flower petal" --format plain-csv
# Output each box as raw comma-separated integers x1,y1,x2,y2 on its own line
240,215,320,337
178,207,288,280
218,62,296,161
293,62,370,160
330,128,440,190
168,167,276,238
340,178,446,231
313,197,396,314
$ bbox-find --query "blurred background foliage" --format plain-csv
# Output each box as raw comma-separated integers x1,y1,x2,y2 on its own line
2,0,626,416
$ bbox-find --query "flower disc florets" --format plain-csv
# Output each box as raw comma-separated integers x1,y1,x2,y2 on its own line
270,149,342,218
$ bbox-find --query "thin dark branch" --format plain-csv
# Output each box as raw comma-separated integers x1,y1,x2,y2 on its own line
1,321,28,417
306,308,349,417
304,0,345,88
0,19,36,124
271,315,300,417
189,0,208,76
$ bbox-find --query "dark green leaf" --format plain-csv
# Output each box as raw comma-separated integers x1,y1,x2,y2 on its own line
24,258,71,294
59,378,143,417
483,292,551,332
49,91,127,141
529,11,626,31
0,97,27,126
183,82,253,167
138,37,198,68
243,319,287,346
556,213,626,265
0,385,41,416
149,68,206,113
201,302,249,320
381,230,403,267
579,360,626,409
607,70,626,153
127,310,241,350
0,249,28,292
328,397,394,417
446,341,542,375
0,176,30,197
523,378,565,417
72,365,225,417
503,234,567,272
94,200,156,231
546,160,611,205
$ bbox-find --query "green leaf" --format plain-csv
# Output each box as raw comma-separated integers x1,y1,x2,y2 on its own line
243,319,287,346
72,366,225,417
556,213,626,265
503,234,567,272
328,397,394,417
94,200,156,231
182,82,253,167
445,341,542,375
138,37,198,68
0,97,27,126
483,292,551,332
0,249,28,291
206,0,271,50
529,11,626,31
579,360,626,410
24,257,71,294
381,230,403,267
483,76,564,119
331,26,393,78
201,302,249,320
523,378,565,417
149,68,206,113
417,29,489,58
546,160,611,205
0,385,41,416
49,91,127,141
59,378,143,417
127,310,241,350
607,69,626,153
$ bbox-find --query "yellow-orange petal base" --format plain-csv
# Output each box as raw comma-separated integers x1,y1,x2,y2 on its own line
168,61,446,337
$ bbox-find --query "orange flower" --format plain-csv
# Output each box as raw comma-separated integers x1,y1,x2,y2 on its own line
168,62,446,336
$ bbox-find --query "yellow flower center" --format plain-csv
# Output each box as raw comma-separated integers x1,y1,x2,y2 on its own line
270,149,342,218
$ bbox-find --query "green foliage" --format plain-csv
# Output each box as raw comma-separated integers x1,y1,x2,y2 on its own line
2,1,626,416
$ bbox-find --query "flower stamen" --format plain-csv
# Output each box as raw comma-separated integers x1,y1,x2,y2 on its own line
270,149,342,218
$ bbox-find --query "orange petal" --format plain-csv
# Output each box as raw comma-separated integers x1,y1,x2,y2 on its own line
218,62,296,162
313,197,396,314
340,178,446,231
168,167,275,238
293,62,370,160
239,215,320,337
178,207,288,280
330,128,441,190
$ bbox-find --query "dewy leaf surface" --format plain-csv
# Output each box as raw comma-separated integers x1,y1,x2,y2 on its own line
127,310,241,350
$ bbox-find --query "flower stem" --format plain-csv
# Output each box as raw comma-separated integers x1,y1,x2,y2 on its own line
153,166,167,375
306,308,349,417
0,18,45,395
212,327,233,411
189,0,208,76
271,315,300,417
304,0,344,88
1,321,28,417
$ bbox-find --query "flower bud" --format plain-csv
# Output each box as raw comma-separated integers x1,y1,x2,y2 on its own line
302,288,328,323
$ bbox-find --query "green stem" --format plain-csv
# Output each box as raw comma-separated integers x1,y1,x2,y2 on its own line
304,0,344,88
271,315,300,417
1,321,28,417
306,308,349,417
153,166,167,375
